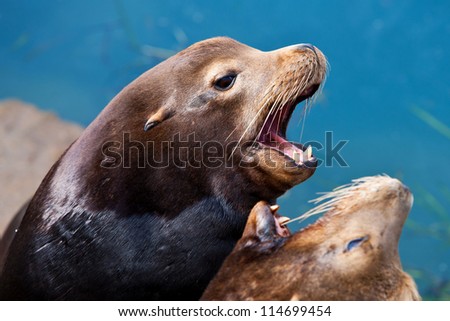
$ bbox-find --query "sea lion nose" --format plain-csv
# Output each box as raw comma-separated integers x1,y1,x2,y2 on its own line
293,44,321,68
293,43,320,63
296,43,316,53
401,183,411,194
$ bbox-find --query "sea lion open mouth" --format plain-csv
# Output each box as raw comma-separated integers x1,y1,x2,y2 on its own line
236,43,327,187
257,83,320,168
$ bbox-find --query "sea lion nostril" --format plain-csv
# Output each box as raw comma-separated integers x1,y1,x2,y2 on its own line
297,43,316,52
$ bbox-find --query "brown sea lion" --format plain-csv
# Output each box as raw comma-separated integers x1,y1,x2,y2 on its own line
202,176,421,301
0,37,327,300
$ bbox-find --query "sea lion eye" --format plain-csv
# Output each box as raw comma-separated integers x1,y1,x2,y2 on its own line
345,236,368,252
214,74,236,91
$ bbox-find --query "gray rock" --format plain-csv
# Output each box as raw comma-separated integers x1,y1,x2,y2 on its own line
0,99,84,238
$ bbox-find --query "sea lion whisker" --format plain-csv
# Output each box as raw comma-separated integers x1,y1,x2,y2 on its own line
283,197,344,225
225,127,238,142
251,101,281,150
292,73,314,142
284,176,386,225
310,56,328,105
225,89,275,142
252,105,277,147
253,89,284,143
226,104,263,142
298,104,308,144
229,99,276,159
232,89,276,144
230,83,282,159
266,82,295,136
308,63,325,106
282,100,306,142
272,103,286,137
259,93,286,138
273,89,287,134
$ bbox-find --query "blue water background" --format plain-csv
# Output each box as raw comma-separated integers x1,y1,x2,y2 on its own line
1,0,449,299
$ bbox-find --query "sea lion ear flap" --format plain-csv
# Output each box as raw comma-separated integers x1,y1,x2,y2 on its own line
144,107,174,131
241,201,280,242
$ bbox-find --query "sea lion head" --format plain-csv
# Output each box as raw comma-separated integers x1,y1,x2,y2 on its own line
141,37,328,192
229,40,328,195
287,175,420,300
201,176,421,301
86,37,327,214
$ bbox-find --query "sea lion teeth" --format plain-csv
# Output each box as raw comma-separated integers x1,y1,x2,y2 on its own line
306,145,312,159
293,150,304,164
269,205,280,213
277,216,290,225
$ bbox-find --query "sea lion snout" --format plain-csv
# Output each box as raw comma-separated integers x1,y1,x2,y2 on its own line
393,179,413,207
288,43,322,65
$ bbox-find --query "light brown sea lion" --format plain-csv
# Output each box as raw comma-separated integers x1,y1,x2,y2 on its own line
202,175,421,301
0,37,327,300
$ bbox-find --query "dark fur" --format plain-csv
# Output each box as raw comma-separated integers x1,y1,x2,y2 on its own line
1,194,247,299
0,201,29,275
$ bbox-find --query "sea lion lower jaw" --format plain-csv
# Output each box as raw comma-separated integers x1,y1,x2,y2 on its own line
202,176,421,301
